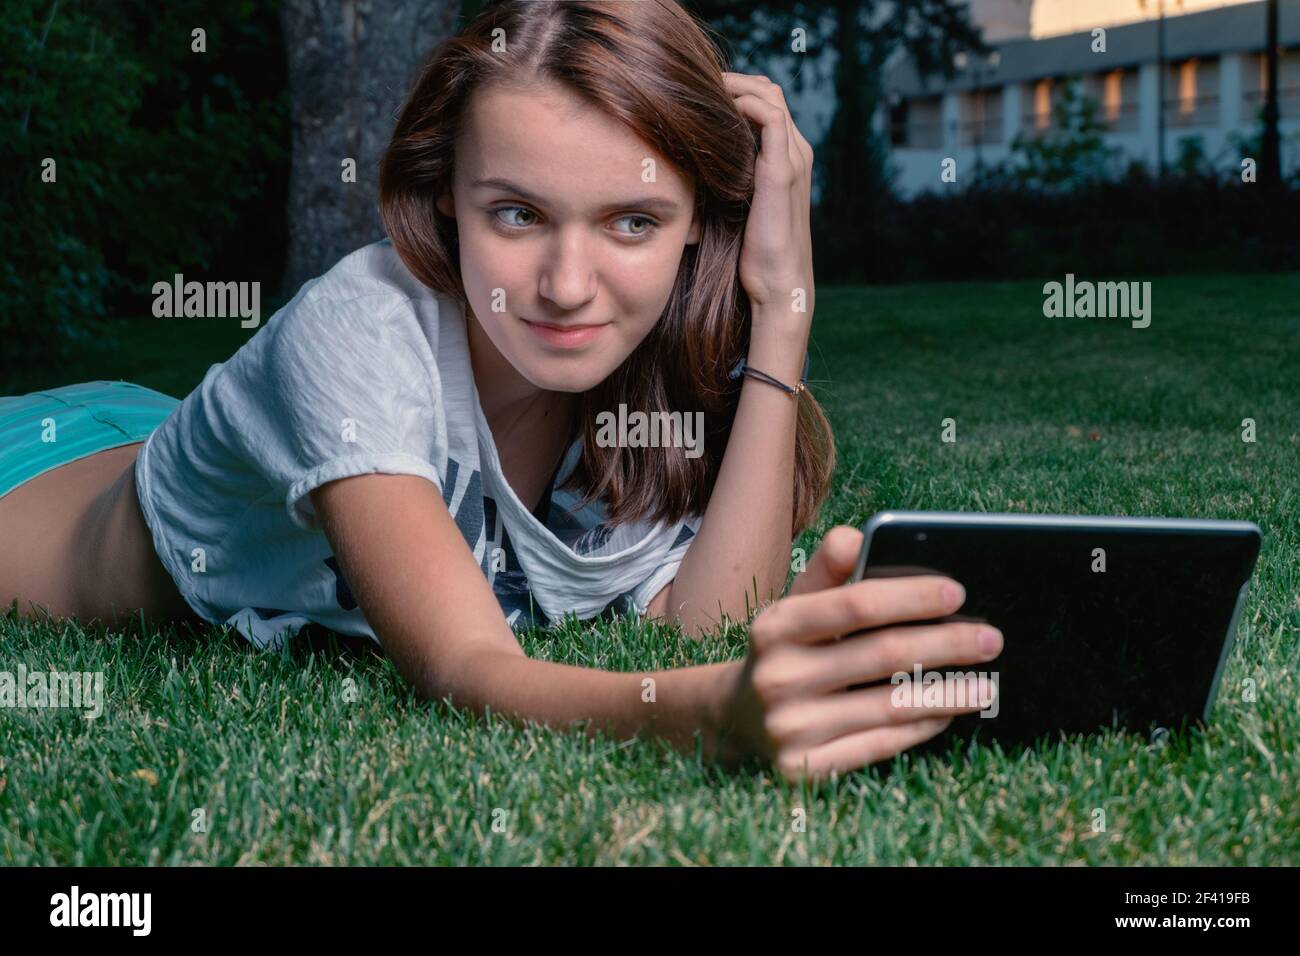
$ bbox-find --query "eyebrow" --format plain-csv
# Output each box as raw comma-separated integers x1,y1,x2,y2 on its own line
471,177,680,215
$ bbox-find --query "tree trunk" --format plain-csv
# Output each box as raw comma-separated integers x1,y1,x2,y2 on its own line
813,0,883,281
279,0,460,297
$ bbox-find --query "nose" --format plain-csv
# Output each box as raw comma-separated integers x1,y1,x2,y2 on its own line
538,226,597,311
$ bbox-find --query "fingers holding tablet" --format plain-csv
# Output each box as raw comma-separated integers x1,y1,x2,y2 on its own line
774,716,957,782
771,674,1000,781
722,526,992,782
816,621,1003,694
765,677,997,751
751,574,967,650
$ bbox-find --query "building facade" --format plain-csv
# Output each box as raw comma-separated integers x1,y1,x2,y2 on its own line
882,0,1300,195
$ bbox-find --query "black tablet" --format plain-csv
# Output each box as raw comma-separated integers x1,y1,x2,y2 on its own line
849,511,1262,752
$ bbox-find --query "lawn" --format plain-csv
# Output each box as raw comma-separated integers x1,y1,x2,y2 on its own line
2,273,1298,865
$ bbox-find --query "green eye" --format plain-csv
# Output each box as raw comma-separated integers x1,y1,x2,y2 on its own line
494,207,537,228
613,215,657,237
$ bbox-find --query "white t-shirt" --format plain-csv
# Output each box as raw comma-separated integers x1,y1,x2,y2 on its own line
135,239,701,650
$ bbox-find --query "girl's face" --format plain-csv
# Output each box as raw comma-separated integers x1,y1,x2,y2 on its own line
437,81,701,395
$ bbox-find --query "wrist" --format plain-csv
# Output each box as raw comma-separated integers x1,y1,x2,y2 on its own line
707,659,754,766
740,334,810,396
750,301,811,335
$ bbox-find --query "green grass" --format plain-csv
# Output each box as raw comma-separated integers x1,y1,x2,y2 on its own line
3,273,1299,865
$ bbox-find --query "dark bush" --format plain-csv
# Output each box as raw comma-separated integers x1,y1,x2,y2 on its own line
0,0,288,379
851,170,1300,284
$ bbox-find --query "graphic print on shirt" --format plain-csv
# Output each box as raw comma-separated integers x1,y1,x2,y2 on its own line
316,454,549,628
322,555,358,611
486,501,550,630
440,455,546,629
316,454,695,628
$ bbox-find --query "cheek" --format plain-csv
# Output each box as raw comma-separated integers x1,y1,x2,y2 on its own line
459,229,527,317
605,244,686,317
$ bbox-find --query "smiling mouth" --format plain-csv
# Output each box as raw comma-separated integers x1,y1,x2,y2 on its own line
521,317,610,348
526,319,606,331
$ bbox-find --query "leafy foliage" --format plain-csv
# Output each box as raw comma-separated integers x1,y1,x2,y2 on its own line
686,0,986,280
1007,80,1120,193
0,0,288,376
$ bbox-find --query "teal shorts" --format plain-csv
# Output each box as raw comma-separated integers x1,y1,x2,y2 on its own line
0,381,180,499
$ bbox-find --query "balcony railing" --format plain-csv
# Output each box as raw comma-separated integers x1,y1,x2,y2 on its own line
891,120,944,149
889,80,1300,153
957,116,1004,145
1163,94,1220,128
1242,87,1300,118
1020,111,1050,135
1102,101,1140,133
1021,100,1137,136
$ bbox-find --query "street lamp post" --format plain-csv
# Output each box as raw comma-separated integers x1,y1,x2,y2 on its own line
1140,0,1169,180
1157,0,1166,179
1263,0,1281,191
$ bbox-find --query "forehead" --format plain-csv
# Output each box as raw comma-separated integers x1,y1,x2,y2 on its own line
455,81,692,207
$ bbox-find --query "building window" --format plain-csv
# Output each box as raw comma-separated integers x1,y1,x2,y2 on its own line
1283,47,1300,117
890,96,943,149
1243,47,1300,120
1093,68,1139,132
889,100,909,147
960,88,1003,146
1104,69,1122,122
1034,78,1053,130
1178,59,1198,116
1166,57,1219,127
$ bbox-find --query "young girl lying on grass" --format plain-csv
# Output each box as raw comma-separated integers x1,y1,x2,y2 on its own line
0,0,999,781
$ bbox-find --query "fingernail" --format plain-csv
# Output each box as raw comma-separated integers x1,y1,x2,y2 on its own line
978,627,1001,655
944,582,966,606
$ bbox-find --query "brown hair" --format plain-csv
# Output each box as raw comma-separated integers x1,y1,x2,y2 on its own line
379,0,835,535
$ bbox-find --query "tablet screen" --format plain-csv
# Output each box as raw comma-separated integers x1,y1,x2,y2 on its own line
857,516,1260,752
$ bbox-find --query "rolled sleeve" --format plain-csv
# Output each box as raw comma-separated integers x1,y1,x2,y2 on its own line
223,288,443,532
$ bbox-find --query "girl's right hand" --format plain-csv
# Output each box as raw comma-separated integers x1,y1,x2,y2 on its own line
719,526,1002,782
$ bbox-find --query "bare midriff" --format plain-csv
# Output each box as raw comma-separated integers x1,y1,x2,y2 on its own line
0,443,201,628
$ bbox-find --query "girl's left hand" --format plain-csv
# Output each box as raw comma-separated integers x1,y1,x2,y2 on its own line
723,71,815,329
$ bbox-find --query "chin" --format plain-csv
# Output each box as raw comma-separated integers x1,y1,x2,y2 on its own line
521,359,609,393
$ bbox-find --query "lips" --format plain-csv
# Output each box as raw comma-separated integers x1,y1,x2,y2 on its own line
527,319,604,331
522,317,610,349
